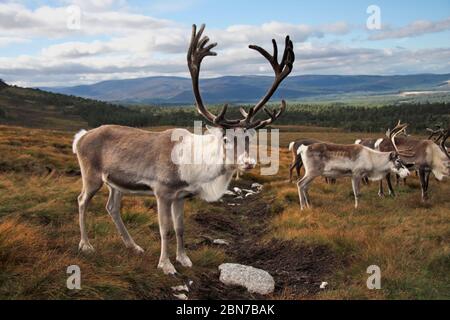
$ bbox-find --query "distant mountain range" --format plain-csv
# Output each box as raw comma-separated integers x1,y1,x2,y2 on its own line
41,74,450,105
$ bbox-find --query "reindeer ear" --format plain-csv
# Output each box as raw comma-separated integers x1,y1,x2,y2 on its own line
389,152,396,161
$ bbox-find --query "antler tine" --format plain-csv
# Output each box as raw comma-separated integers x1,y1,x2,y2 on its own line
426,128,436,140
386,120,406,138
440,129,450,160
426,126,444,142
249,100,287,130
390,123,415,157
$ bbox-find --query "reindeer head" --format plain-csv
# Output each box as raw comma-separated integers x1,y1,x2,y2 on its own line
388,152,410,178
187,24,295,172
387,120,411,178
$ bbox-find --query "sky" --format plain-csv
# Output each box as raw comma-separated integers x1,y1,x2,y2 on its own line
0,0,449,87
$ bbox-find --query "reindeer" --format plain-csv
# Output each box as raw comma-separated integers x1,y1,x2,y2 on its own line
355,137,400,195
72,24,294,275
354,138,380,186
288,139,337,185
288,139,321,182
375,122,449,201
297,125,411,210
355,124,416,196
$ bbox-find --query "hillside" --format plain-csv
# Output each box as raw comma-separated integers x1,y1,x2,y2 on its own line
0,83,148,131
42,74,450,104
1,81,449,132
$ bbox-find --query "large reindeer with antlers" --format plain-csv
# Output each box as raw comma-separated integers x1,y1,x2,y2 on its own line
297,124,411,210
373,122,449,201
72,24,294,274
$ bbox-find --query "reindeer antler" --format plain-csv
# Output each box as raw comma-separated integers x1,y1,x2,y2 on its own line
389,121,415,157
440,128,450,160
426,126,446,143
187,24,295,129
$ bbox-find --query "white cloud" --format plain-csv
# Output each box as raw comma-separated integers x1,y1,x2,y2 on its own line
0,36,28,47
2,42,450,87
0,2,174,38
369,17,450,40
0,1,449,87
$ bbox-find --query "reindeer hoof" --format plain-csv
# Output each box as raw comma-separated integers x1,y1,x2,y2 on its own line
79,240,95,253
158,260,177,275
176,254,193,268
132,245,145,254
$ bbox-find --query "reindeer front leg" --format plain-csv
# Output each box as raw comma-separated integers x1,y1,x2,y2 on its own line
386,173,396,197
156,196,177,275
419,167,430,202
352,176,361,209
378,179,385,197
171,198,192,268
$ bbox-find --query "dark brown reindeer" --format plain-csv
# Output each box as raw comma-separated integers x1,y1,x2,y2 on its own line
375,122,449,201
297,124,410,209
72,24,294,275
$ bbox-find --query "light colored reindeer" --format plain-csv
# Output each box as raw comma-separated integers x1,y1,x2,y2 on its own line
297,124,410,209
72,24,295,274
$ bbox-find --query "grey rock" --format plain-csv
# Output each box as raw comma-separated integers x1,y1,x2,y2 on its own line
213,239,230,246
173,293,188,300
218,263,275,295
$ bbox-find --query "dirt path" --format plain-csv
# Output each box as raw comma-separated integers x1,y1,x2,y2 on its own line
186,179,338,299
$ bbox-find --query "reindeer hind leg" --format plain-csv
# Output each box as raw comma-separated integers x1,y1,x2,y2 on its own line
106,186,144,254
78,175,102,253
297,174,316,210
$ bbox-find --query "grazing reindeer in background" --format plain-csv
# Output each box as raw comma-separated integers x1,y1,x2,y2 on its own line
288,139,336,184
72,24,294,274
375,122,449,201
297,125,410,209
428,126,449,159
356,123,413,196
288,139,321,182
354,138,380,186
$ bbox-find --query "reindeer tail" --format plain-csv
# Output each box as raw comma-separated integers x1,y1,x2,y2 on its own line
73,129,87,154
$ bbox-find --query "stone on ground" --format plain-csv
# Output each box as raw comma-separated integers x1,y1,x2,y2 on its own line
218,263,275,295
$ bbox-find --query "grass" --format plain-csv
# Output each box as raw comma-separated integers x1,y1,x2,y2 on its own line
263,140,450,299
0,124,448,299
